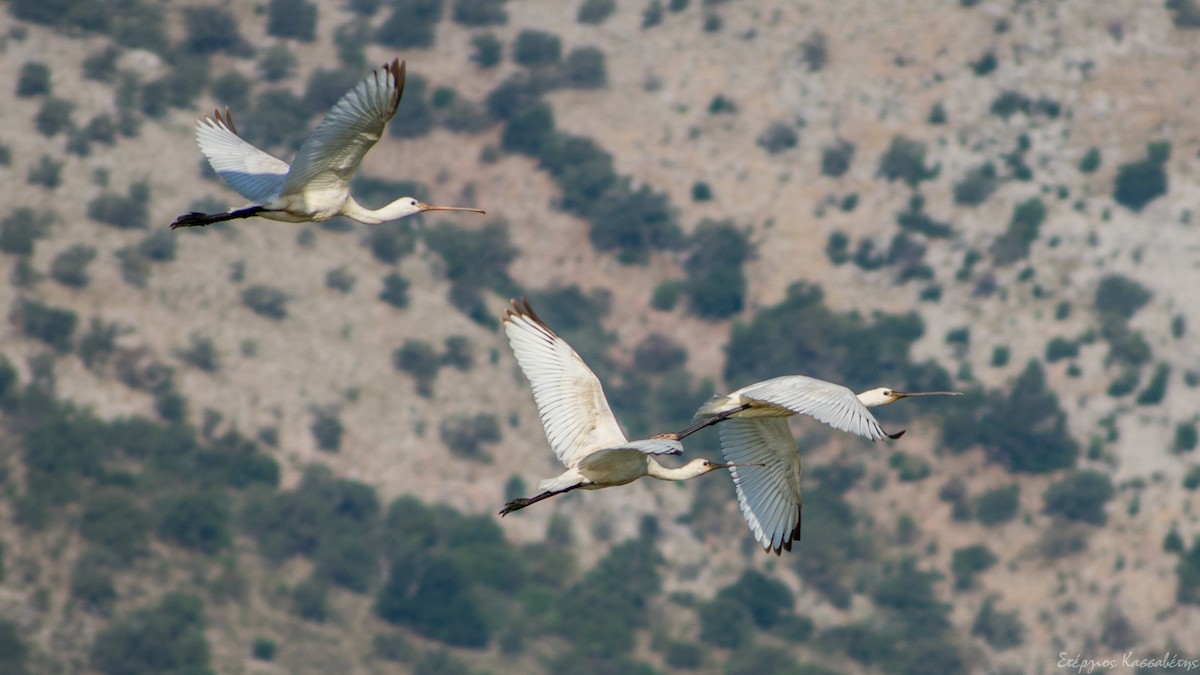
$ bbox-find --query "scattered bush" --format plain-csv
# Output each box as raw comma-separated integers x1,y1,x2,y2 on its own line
35,97,74,137
1136,362,1170,405
514,29,563,66
291,578,329,622
50,244,97,288
971,597,1024,649
182,6,250,55
683,220,752,320
471,34,503,67
877,135,936,187
757,121,799,155
578,0,616,23
440,413,501,461
951,544,996,590
241,285,289,320
267,0,317,41
953,162,999,206
992,197,1045,265
1079,147,1101,173
11,298,77,352
16,62,51,97
81,491,150,562
1,208,53,255
155,490,232,554
561,46,608,88
821,139,855,177
975,484,1019,526
88,182,150,229
1175,422,1198,453
1043,470,1114,525
310,406,344,452
643,0,664,28
394,339,440,396
1044,336,1079,363
453,0,507,25
91,593,211,674
800,30,828,71
379,272,410,309
1114,142,1169,211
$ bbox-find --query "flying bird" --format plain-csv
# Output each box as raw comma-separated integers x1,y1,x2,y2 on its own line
667,375,961,554
170,59,485,230
498,299,754,517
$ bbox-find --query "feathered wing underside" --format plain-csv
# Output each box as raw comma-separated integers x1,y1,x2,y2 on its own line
576,440,683,471
194,108,289,204
719,418,803,555
281,59,404,197
737,375,890,441
503,299,630,469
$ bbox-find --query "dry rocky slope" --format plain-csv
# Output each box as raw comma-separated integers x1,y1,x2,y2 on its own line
1,0,1199,672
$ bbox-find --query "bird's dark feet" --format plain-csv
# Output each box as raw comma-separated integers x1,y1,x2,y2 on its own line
169,212,214,230
498,498,532,517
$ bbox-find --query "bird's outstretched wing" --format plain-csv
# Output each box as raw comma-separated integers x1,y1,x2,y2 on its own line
195,108,289,204
503,298,630,469
281,59,404,197
719,418,803,555
736,375,892,441
576,439,683,476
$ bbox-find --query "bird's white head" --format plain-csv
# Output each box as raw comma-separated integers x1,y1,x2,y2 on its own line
372,197,486,223
858,387,964,407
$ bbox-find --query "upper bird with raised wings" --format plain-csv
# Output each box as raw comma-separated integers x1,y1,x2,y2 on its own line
170,59,485,230
498,299,755,517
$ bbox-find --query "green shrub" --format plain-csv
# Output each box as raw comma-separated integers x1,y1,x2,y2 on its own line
1184,466,1200,491
561,46,608,89
291,578,328,622
376,556,490,647
1175,422,1198,453
81,491,150,562
35,97,73,137
326,266,356,293
379,272,410,309
718,569,794,628
71,550,118,615
1044,336,1079,362
587,183,683,265
16,62,51,97
642,0,664,27
1114,142,1169,211
12,298,77,352
91,593,210,674
975,484,1019,525
578,0,616,23
441,336,473,370
49,244,96,288
971,597,1024,649
1136,362,1170,405
801,30,828,71
821,139,855,177
182,6,249,55
683,220,752,320
0,208,52,256
992,197,1045,265
953,162,999,206
757,121,798,155
252,637,276,661
663,640,702,669
514,30,562,66
394,339,440,396
267,0,317,40
424,220,517,323
88,185,150,229
471,34,503,67
440,414,501,461
241,285,289,320
258,45,296,82
155,491,232,554
453,0,507,25
877,135,936,187
951,544,996,590
970,50,997,76
310,406,343,452
1079,147,1101,173
1043,470,1114,525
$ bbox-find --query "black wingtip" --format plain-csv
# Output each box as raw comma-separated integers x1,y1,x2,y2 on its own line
887,428,907,440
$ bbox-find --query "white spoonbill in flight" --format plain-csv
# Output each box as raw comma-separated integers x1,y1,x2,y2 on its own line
170,59,484,230
498,299,756,517
667,376,961,554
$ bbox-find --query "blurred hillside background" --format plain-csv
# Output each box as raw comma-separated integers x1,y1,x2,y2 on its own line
0,0,1198,672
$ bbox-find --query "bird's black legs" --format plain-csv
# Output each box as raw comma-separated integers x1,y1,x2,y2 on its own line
170,205,270,230
499,485,583,516
665,404,752,441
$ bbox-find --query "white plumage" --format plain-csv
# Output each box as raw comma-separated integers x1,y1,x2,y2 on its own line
171,59,485,230
675,374,960,554
499,299,746,516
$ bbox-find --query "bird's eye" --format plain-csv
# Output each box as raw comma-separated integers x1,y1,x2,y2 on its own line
409,199,417,206
882,390,891,396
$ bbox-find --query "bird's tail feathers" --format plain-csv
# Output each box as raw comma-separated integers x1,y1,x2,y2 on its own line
537,474,582,493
